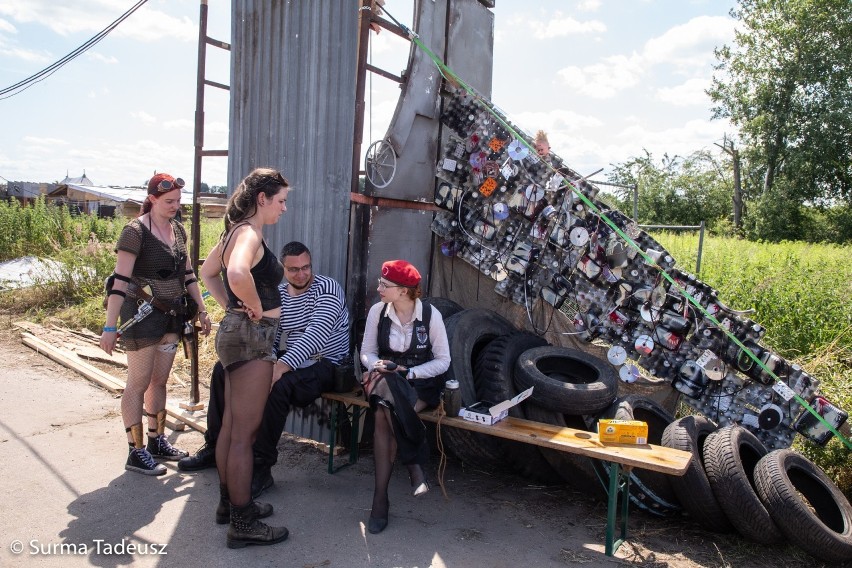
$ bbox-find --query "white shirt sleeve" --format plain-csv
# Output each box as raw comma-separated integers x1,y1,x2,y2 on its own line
359,302,384,370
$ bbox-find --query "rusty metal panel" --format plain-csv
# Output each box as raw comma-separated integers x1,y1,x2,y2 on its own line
228,0,359,284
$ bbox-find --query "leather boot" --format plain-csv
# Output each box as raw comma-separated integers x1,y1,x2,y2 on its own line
216,485,274,525
227,501,289,549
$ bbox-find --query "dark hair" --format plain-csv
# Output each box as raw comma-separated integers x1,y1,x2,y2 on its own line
222,167,290,235
280,241,311,260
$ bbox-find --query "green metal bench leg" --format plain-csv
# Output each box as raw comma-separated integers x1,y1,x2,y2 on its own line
327,400,340,474
327,401,363,474
605,461,631,556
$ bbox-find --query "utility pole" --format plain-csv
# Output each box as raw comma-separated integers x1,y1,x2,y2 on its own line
715,136,743,230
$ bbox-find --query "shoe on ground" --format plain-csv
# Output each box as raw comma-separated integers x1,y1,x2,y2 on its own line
126,448,167,476
367,516,388,534
147,434,189,461
178,442,216,471
251,464,274,499
227,503,288,549
216,500,273,525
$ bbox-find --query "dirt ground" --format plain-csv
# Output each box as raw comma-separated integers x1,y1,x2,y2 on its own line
0,323,843,568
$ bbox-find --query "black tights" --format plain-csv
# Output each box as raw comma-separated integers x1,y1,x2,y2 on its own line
369,397,427,521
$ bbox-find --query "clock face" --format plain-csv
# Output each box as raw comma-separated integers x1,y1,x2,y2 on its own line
607,345,627,366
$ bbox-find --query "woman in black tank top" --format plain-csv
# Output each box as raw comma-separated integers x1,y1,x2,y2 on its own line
200,167,291,549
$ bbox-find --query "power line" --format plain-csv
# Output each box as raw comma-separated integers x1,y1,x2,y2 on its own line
0,0,148,101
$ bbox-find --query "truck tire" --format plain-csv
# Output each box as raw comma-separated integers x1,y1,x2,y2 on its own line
514,346,617,415
474,332,562,484
440,309,516,468
703,424,783,544
661,416,732,533
754,449,852,562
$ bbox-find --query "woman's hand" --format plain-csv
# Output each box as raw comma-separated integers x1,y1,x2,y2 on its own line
99,330,117,355
372,359,405,374
197,312,212,336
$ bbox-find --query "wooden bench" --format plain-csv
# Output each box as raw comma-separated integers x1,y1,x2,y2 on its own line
321,389,691,557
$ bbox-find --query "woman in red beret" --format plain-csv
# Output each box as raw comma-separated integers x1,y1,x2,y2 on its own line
359,259,451,534
100,173,211,476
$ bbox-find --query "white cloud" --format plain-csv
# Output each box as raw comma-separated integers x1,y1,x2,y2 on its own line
0,0,196,42
531,13,606,39
575,0,602,13
131,111,156,124
557,53,644,99
86,51,118,64
0,18,16,33
163,118,192,131
643,15,735,72
0,46,50,62
22,136,68,147
656,77,711,106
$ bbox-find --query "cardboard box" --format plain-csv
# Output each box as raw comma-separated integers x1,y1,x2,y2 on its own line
598,419,649,444
461,387,533,425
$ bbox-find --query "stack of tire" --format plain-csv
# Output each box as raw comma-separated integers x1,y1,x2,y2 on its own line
662,416,852,562
434,304,852,562
437,306,681,513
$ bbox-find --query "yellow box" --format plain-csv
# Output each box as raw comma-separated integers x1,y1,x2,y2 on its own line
598,419,649,444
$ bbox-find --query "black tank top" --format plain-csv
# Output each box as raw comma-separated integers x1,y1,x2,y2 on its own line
221,228,283,311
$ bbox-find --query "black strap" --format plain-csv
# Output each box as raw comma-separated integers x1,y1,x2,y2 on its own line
113,273,131,283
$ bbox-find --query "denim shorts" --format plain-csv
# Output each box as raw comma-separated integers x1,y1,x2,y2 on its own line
215,311,279,371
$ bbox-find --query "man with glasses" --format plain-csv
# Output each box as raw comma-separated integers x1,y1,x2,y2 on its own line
179,241,349,499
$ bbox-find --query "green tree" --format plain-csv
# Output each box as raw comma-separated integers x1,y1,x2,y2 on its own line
709,0,852,207
607,150,732,231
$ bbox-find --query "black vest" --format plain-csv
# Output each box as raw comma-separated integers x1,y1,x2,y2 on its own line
377,300,433,369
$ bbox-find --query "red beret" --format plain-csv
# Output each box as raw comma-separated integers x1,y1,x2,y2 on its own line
381,260,421,287
147,173,176,195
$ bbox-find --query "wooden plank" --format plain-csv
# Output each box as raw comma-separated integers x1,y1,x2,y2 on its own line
20,333,125,393
323,390,691,476
165,403,208,433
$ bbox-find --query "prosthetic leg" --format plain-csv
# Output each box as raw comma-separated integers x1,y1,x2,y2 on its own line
125,423,166,476
146,409,188,460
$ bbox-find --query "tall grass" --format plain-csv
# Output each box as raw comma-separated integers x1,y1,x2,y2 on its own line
655,231,852,494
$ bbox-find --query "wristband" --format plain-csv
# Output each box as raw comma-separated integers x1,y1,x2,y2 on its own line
103,326,117,333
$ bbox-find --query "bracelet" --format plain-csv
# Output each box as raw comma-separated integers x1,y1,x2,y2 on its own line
103,326,117,332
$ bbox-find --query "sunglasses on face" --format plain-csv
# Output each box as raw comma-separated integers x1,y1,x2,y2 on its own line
157,177,186,192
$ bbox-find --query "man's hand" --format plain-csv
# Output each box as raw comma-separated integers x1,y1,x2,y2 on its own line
271,361,293,389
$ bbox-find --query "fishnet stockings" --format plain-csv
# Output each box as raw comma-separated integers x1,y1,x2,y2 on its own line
122,333,179,443
216,359,273,507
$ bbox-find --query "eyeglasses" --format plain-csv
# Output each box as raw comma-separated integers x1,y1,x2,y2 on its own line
377,278,404,290
157,177,186,192
285,263,312,274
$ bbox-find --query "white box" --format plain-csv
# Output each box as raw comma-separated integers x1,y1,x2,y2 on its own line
460,387,533,425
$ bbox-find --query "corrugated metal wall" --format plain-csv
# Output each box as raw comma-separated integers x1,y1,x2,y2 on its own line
228,0,358,283
227,1,358,441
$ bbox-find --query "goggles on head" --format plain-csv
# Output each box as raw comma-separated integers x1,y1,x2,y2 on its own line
157,177,186,192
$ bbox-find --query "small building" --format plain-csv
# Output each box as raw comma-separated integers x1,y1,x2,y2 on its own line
47,183,225,219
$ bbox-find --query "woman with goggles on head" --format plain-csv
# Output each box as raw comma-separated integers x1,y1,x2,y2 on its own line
100,172,211,477
358,260,451,535
200,167,291,549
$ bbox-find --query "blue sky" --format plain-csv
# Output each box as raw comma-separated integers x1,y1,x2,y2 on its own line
0,0,736,187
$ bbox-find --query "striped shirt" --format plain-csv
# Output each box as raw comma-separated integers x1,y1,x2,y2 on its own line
273,274,349,368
